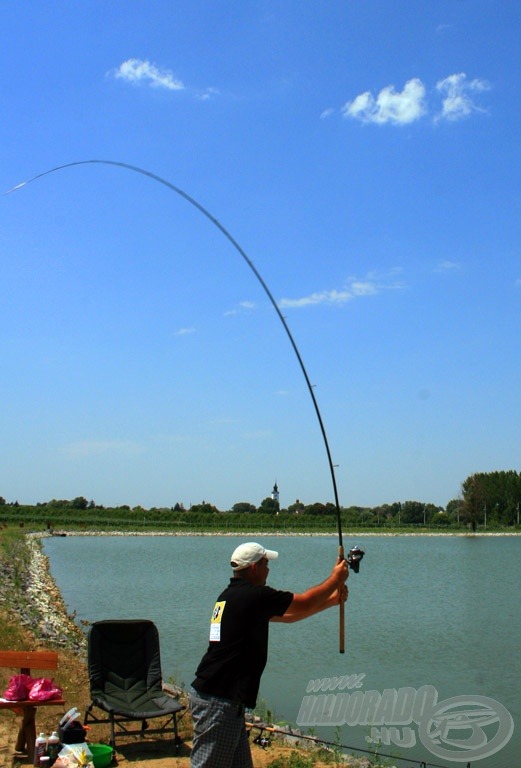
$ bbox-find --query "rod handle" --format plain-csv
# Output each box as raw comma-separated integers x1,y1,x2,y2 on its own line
339,544,345,653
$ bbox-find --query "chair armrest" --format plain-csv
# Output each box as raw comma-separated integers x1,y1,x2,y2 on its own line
161,682,182,698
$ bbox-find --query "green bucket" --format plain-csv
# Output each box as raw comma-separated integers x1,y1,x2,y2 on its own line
88,743,114,768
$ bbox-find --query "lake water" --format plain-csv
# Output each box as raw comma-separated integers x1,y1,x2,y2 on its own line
43,533,520,767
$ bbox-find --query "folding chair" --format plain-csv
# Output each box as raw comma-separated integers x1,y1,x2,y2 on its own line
84,619,184,750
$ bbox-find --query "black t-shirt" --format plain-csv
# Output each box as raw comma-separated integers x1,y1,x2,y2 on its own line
192,578,293,708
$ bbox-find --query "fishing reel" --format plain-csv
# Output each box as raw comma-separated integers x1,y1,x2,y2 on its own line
253,731,271,749
346,545,365,573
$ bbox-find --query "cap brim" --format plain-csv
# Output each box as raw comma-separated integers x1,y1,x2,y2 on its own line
264,548,278,561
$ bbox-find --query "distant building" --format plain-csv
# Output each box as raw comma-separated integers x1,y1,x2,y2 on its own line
271,482,279,505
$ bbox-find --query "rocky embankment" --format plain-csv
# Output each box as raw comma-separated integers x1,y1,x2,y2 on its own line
0,532,86,653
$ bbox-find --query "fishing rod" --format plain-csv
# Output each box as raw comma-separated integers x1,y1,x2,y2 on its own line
6,159,356,651
246,722,457,768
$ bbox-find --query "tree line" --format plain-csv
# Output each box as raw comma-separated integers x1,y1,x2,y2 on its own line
1,470,520,530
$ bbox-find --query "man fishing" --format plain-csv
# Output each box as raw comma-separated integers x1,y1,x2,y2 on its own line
190,541,349,768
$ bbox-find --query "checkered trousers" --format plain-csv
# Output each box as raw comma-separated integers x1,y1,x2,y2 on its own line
189,689,253,768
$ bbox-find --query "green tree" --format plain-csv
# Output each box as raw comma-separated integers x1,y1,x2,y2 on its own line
400,501,426,524
303,502,337,516
376,502,401,524
446,498,464,524
71,496,88,510
287,501,305,514
231,502,257,514
461,474,487,530
461,470,521,528
259,497,279,514
190,502,220,514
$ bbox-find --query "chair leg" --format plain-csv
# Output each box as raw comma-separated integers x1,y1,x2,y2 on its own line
173,714,181,753
109,714,116,748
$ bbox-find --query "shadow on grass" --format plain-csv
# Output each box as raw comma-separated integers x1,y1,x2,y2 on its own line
112,736,191,762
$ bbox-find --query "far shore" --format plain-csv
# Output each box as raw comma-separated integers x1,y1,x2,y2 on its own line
42,529,521,537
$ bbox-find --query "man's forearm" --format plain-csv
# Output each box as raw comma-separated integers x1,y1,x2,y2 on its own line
281,574,343,620
272,590,342,623
275,558,348,622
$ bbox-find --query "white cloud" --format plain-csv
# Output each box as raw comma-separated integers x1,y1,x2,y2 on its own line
278,273,401,309
436,73,490,121
197,87,220,101
224,301,256,316
350,280,379,296
114,58,184,91
279,289,353,308
320,107,335,119
342,78,427,125
175,327,196,336
339,72,489,127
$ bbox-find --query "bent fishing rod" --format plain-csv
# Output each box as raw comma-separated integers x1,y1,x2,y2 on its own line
6,159,361,652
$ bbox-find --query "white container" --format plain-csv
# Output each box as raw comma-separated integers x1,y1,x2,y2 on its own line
34,733,47,767
47,731,61,763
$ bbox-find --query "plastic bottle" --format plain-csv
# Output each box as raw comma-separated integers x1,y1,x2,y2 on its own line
47,732,61,765
33,733,47,767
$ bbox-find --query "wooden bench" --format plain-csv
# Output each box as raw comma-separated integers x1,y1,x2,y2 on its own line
0,650,65,761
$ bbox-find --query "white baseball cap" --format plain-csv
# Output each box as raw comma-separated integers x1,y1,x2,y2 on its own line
230,542,279,571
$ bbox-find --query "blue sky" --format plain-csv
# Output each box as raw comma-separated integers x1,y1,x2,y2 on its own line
1,1,520,511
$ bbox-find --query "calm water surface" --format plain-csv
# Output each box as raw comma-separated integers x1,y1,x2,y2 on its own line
43,534,520,767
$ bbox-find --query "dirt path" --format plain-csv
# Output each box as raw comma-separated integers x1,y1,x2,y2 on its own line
0,715,335,768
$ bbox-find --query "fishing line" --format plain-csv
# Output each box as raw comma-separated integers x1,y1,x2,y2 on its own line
6,159,346,648
246,722,462,768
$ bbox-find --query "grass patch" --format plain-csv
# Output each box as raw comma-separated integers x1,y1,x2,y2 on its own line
267,750,317,768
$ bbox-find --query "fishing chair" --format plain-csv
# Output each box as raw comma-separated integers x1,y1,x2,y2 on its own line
84,619,185,751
